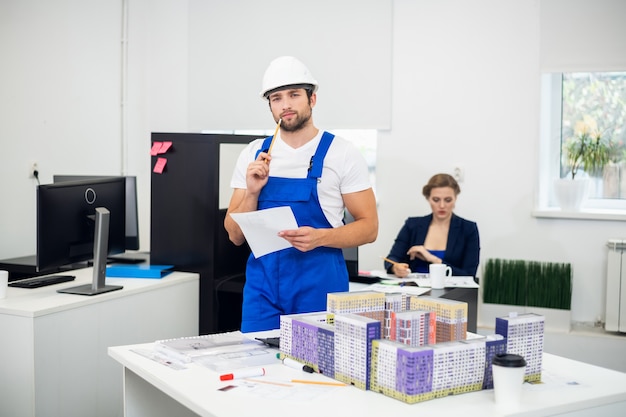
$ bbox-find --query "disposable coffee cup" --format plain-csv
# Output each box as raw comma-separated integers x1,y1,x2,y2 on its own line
429,263,452,289
0,270,8,299
491,353,526,410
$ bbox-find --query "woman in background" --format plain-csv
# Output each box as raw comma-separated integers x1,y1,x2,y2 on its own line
384,173,480,277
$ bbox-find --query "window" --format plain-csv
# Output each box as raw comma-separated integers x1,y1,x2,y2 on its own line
537,72,626,216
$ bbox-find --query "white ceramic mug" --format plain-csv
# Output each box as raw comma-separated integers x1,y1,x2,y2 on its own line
0,270,8,299
429,263,452,289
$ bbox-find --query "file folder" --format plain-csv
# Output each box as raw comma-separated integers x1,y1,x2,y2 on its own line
105,264,174,279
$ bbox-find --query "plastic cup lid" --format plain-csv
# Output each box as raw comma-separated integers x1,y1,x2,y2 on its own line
492,353,527,367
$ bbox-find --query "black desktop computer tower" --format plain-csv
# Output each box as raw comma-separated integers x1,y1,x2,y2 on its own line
150,132,254,335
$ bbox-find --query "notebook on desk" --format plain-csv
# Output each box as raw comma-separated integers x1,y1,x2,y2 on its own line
412,276,479,288
105,264,174,279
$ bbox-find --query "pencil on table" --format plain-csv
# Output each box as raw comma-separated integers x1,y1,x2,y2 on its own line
290,379,346,387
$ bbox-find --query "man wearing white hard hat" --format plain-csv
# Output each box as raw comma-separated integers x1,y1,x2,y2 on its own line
225,56,378,332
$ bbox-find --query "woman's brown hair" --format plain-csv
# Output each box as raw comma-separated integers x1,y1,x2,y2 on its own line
422,173,461,198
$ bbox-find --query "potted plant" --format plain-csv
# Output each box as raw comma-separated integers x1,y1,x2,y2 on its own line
554,116,612,210
563,117,611,179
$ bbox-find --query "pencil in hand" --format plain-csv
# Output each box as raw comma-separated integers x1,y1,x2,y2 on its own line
381,256,412,275
265,118,282,161
381,256,399,265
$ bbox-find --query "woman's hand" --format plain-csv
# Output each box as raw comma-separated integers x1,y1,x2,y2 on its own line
392,262,411,278
407,245,441,264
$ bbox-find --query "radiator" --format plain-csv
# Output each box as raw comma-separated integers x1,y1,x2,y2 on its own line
606,238,626,332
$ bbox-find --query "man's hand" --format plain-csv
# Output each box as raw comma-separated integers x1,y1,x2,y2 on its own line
278,226,321,252
246,152,271,194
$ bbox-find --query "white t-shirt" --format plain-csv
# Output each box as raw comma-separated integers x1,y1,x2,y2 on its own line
230,131,371,227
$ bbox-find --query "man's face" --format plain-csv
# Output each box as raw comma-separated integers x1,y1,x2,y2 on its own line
267,88,315,132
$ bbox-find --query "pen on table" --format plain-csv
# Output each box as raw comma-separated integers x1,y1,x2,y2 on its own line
219,367,266,381
278,354,315,373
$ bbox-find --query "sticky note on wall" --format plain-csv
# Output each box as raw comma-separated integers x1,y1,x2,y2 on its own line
153,157,167,174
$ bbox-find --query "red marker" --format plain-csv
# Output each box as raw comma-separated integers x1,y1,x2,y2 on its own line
219,367,266,381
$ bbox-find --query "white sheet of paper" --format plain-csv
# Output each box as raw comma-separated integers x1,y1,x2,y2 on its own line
230,206,298,258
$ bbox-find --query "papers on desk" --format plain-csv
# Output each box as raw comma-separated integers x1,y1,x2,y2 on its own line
368,269,429,280
411,276,479,288
367,270,479,289
151,331,278,372
131,348,187,370
229,378,336,401
355,283,431,296
230,206,298,258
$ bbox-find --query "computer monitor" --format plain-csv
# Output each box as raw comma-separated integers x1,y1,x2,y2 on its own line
37,177,126,271
53,175,139,250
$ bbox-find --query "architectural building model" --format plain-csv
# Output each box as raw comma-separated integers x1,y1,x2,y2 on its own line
278,290,545,404
410,296,468,342
495,312,544,382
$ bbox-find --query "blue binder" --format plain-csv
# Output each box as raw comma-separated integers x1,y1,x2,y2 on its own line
105,264,174,279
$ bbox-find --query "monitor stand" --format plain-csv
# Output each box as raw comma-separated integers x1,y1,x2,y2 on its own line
58,207,123,296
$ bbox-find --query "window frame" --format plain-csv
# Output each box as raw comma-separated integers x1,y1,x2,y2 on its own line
534,73,626,221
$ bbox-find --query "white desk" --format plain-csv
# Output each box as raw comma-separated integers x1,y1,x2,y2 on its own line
0,268,199,417
109,335,626,417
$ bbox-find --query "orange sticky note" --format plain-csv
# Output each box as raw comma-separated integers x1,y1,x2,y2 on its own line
153,157,167,174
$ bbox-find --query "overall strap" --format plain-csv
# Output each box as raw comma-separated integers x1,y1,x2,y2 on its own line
255,136,274,159
307,132,335,179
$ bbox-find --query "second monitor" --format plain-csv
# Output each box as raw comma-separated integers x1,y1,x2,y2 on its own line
53,175,139,251
37,176,126,272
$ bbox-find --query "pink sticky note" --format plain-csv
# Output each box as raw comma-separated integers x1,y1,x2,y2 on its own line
151,142,163,156
159,141,172,153
153,157,167,174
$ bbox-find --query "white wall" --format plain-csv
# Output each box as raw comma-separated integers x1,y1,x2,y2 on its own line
0,0,122,258
1,0,624,325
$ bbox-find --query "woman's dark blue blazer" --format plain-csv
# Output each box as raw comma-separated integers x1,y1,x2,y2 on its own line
385,213,480,277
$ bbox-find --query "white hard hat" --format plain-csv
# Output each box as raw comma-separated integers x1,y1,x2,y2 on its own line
260,56,318,99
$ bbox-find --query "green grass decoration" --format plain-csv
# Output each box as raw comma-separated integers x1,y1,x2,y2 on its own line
483,258,572,310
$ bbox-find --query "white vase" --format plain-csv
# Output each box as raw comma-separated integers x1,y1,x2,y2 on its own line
553,178,589,211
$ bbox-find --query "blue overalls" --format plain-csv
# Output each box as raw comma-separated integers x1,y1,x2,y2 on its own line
240,132,348,332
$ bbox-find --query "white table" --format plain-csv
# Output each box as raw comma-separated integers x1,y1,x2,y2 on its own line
0,268,199,417
109,333,626,417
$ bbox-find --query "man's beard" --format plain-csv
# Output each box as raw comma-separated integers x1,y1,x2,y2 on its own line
280,108,312,132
